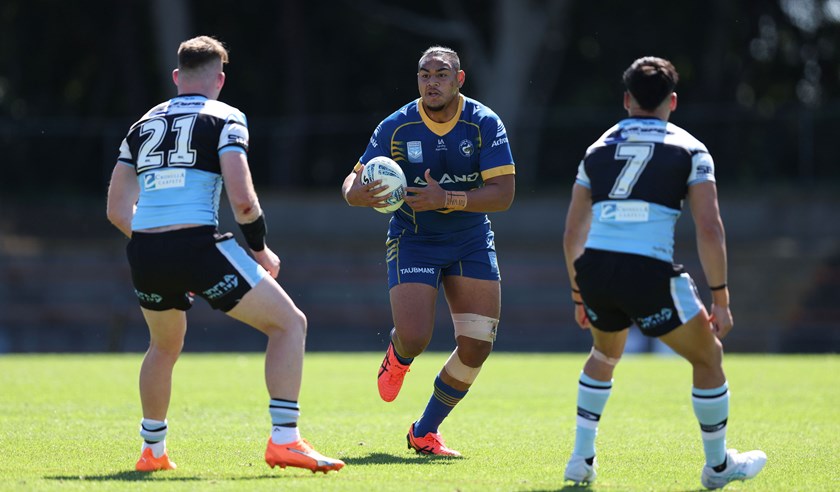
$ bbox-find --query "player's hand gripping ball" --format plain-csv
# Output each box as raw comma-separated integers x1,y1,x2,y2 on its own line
361,156,407,213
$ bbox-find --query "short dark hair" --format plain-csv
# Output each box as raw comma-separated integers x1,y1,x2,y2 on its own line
178,36,229,71
622,57,678,110
419,46,461,72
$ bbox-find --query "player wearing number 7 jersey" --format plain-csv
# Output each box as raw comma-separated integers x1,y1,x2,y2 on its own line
106,36,343,474
561,57,765,489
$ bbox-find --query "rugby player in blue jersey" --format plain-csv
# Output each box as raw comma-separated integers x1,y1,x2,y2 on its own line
562,56,766,488
107,36,343,474
342,46,515,456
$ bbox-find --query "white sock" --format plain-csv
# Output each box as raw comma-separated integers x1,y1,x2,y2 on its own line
142,440,166,458
271,426,301,445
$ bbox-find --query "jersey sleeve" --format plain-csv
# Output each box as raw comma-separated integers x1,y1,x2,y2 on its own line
218,111,249,155
479,115,515,181
117,137,135,167
574,159,591,188
358,121,390,166
687,151,715,185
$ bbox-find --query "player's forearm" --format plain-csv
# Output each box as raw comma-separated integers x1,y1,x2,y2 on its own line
107,206,134,238
696,220,729,305
563,229,586,290
458,177,514,212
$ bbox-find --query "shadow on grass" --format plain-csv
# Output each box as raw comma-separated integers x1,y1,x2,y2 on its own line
44,470,332,482
45,452,460,483
528,485,705,492
45,471,202,482
345,451,461,466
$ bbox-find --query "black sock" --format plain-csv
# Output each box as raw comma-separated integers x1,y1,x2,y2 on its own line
712,457,728,473
585,456,595,466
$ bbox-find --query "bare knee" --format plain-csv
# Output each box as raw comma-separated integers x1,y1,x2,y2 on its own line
455,337,493,367
148,339,183,363
688,336,723,369
393,329,430,358
264,309,307,339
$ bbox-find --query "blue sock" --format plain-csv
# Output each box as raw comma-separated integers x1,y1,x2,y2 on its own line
573,372,613,459
414,375,468,436
692,383,729,468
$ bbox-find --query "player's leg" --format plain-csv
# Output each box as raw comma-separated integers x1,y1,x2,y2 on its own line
658,311,766,488
405,276,498,457
378,282,438,402
564,249,634,484
226,276,344,473
135,307,186,471
564,325,628,484
377,231,441,403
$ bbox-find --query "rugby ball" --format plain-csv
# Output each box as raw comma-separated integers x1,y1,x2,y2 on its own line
360,156,407,213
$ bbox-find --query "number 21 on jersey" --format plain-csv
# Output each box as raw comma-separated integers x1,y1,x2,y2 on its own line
136,115,198,172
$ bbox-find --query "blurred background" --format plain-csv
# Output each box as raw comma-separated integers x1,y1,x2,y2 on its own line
0,0,838,353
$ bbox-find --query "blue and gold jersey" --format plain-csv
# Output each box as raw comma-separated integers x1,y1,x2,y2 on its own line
359,94,515,234
117,94,249,231
576,117,715,262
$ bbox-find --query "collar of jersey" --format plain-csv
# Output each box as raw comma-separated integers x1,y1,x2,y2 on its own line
174,93,208,100
418,94,464,136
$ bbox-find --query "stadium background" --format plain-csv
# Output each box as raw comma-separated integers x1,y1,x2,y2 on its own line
0,0,838,353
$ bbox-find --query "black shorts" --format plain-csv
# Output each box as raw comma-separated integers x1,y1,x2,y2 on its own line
574,248,704,337
126,226,267,312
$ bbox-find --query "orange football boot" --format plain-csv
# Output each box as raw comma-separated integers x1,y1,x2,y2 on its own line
378,343,410,402
406,423,462,457
265,438,345,473
135,447,177,472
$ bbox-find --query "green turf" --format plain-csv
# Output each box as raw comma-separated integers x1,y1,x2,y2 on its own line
0,353,837,491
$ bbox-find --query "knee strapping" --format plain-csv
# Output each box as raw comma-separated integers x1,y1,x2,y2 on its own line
444,349,482,384
451,313,499,343
590,347,621,366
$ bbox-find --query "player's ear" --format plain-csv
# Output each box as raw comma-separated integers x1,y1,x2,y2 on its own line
172,69,179,86
623,92,631,111
669,92,678,111
217,71,226,90
457,70,465,87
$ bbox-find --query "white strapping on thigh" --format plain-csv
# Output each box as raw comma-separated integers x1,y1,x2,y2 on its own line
451,313,498,342
590,347,621,366
444,349,481,384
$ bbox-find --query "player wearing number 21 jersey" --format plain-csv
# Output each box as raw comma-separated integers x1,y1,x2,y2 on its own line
118,96,248,231
107,35,343,474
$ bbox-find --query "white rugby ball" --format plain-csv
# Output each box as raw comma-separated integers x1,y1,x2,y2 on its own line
360,156,407,213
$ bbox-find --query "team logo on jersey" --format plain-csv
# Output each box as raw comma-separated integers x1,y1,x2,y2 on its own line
370,124,382,148
459,139,474,157
496,121,507,137
599,202,649,222
491,137,508,148
407,141,423,163
143,169,186,191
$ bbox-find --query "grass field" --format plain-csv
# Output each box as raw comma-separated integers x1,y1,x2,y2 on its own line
0,352,837,491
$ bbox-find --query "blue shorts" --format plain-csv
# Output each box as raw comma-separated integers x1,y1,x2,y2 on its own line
574,248,704,337
386,221,500,289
